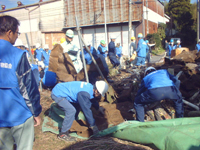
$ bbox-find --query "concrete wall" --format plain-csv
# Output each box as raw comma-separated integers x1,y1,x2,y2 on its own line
0,0,64,48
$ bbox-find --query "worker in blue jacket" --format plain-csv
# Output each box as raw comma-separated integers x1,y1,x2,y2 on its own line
145,40,151,64
97,40,108,58
80,42,109,84
51,81,109,141
116,43,123,60
134,67,184,122
42,44,51,67
136,33,147,66
0,15,42,150
167,39,174,58
80,42,99,65
34,43,43,61
108,35,120,68
173,40,181,49
195,40,200,52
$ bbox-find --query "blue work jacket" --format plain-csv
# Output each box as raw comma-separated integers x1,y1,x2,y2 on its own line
52,81,94,103
0,39,41,127
136,39,147,57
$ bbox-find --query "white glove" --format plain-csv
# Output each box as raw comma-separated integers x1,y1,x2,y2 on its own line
98,106,105,115
133,51,136,55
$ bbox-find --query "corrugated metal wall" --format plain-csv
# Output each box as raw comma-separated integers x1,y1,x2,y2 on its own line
146,0,164,17
64,0,143,27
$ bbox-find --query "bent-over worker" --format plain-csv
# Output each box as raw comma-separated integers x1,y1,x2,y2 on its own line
51,81,109,141
134,67,184,122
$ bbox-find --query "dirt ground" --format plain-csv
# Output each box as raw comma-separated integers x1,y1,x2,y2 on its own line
33,90,153,150
33,50,200,150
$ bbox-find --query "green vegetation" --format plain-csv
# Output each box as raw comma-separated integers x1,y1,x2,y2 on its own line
165,0,196,47
151,48,165,56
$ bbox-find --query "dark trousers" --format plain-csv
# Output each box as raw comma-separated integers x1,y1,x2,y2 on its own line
146,52,150,63
108,52,120,67
51,92,96,133
134,86,184,122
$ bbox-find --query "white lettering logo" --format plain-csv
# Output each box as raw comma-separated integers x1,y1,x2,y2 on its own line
0,62,12,69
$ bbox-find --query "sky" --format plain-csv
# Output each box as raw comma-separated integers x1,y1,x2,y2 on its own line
0,0,198,10
0,0,49,9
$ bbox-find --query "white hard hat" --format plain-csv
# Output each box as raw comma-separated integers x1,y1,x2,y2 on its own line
144,67,156,76
110,35,116,39
95,80,109,97
177,40,181,43
38,61,44,69
66,29,74,38
25,44,28,48
44,44,49,49
14,38,24,47
83,41,91,47
36,43,41,49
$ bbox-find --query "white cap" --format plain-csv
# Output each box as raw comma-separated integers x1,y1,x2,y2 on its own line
14,38,24,47
144,67,156,76
177,40,181,43
44,44,49,49
110,35,116,39
84,41,91,47
38,61,44,69
36,43,41,49
95,80,109,97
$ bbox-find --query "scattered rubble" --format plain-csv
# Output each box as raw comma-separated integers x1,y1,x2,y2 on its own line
44,49,200,138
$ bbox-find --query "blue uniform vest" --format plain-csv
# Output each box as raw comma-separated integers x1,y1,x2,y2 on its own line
52,81,94,103
42,50,51,66
196,44,200,52
35,48,43,61
0,39,32,127
168,44,174,56
0,40,24,88
116,46,122,57
81,46,97,65
97,44,108,57
137,39,147,57
143,70,174,89
173,45,181,49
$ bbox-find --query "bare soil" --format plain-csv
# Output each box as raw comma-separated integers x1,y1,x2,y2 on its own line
33,89,153,150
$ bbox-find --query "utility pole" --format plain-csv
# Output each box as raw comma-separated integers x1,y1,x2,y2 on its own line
142,0,145,36
128,0,132,56
146,0,149,34
104,0,108,46
197,0,199,41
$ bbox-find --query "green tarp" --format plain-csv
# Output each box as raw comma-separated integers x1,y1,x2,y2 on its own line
42,103,200,150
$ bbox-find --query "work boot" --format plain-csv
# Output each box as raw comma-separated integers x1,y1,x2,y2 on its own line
58,132,77,142
90,125,99,135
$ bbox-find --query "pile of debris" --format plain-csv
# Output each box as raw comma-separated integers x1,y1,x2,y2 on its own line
44,47,200,138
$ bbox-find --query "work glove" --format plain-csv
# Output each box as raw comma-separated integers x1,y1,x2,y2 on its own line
98,106,105,115
133,51,136,55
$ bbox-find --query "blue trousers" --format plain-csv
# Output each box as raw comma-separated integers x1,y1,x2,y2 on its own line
134,86,184,122
51,92,95,133
136,56,145,66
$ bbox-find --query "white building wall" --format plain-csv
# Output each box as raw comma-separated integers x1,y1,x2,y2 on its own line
143,6,167,24
0,0,64,47
76,25,131,56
